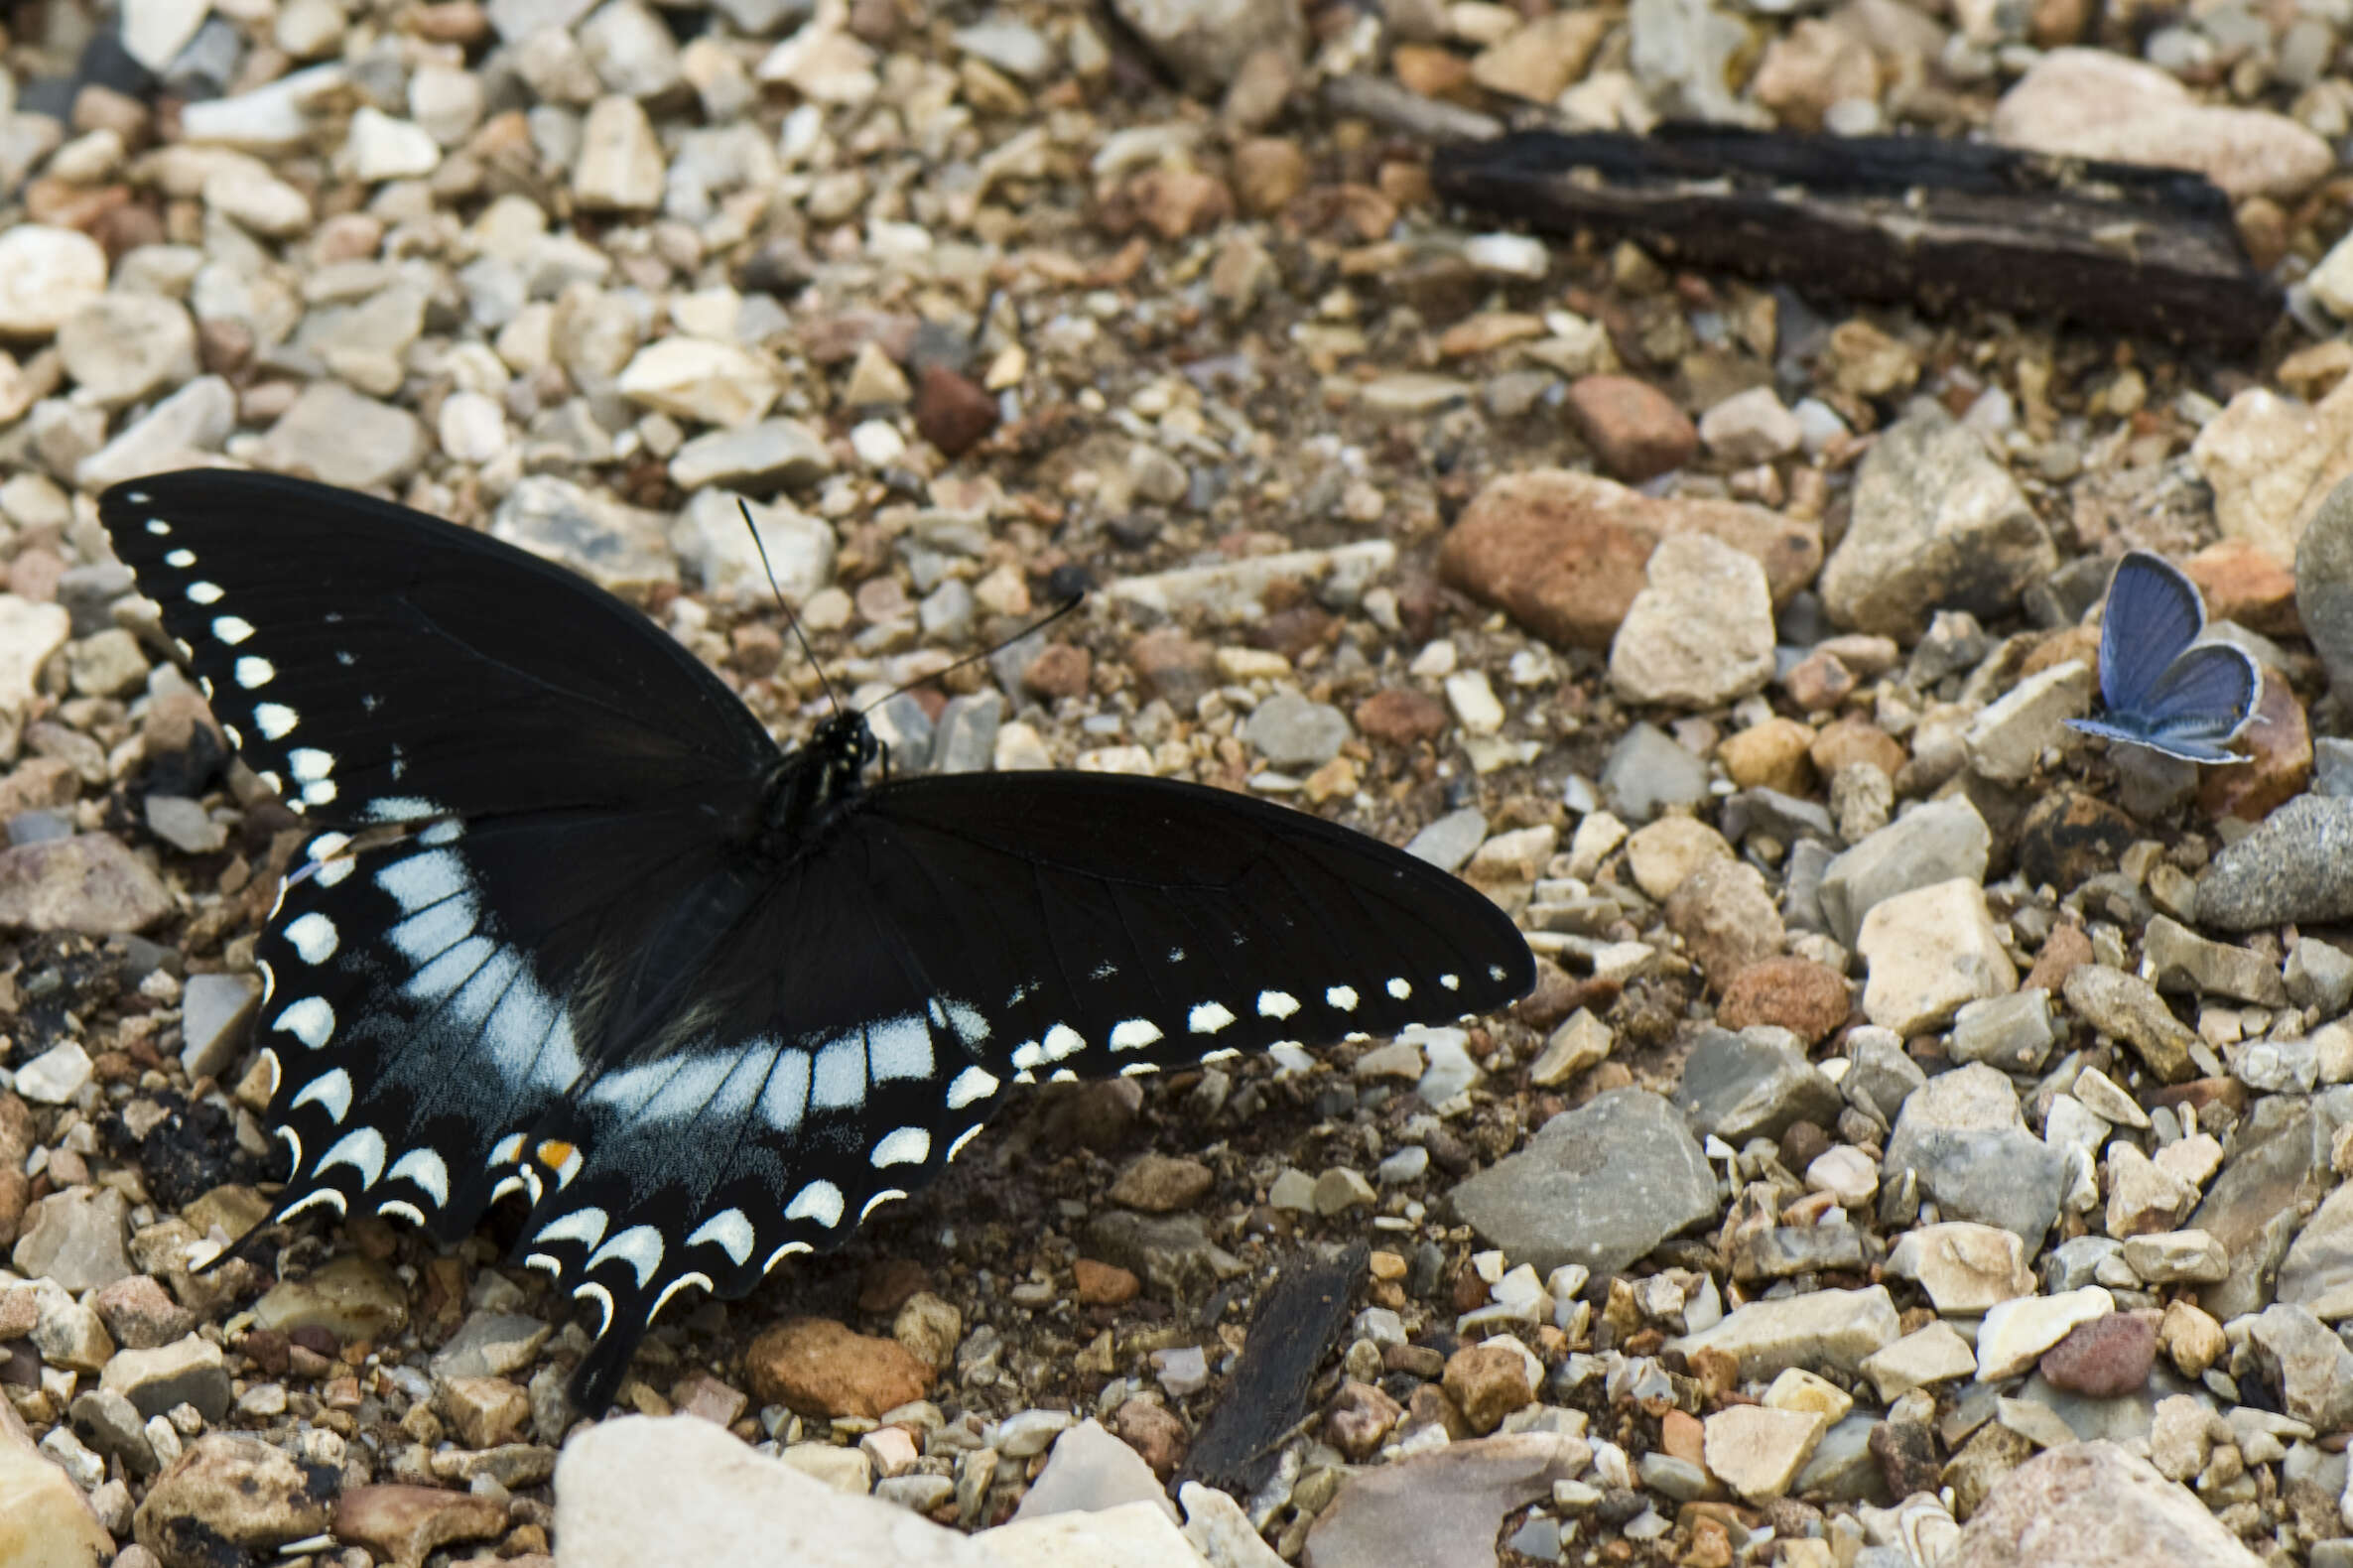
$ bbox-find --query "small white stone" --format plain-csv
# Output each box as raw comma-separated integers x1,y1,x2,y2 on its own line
1975,1286,2114,1380
574,95,666,211
346,106,442,182
437,391,510,464
16,1040,94,1105
1444,670,1506,736
0,226,106,337
616,338,782,428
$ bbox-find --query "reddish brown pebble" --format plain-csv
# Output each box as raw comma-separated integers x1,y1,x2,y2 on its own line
90,1274,194,1350
1440,1343,1533,1435
1325,1380,1405,1460
1562,374,1698,482
1021,643,1092,700
1660,1407,1705,1466
1107,1152,1214,1213
1403,1382,1469,1440
1127,628,1217,709
1781,648,1858,712
1718,958,1853,1044
1125,166,1235,240
913,364,997,458
856,1258,929,1315
2039,1312,2157,1398
1230,138,1309,216
2183,537,2299,637
1354,688,1451,746
1809,714,1906,780
2198,666,2309,824
1112,1395,1189,1477
1437,469,1818,650
2023,922,2093,994
1074,1258,1140,1306
332,1485,507,1567
744,1317,931,1419
669,1371,748,1428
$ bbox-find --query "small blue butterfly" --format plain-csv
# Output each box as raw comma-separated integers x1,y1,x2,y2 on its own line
2065,550,2259,765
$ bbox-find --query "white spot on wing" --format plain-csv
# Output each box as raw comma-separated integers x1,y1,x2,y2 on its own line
378,1200,426,1226
1327,985,1359,1011
289,747,333,782
164,548,195,567
946,1124,985,1163
1441,974,1460,990
764,1241,813,1273
377,849,468,914
254,703,298,740
275,996,334,1049
1386,978,1411,999
363,796,443,822
812,1036,864,1110
587,1225,665,1286
1043,1023,1086,1060
289,1067,352,1123
871,1126,929,1167
1257,989,1300,1019
387,1148,451,1206
942,1000,989,1045
1189,1000,1236,1034
760,1048,811,1133
317,1127,387,1187
212,614,254,643
284,911,337,964
1009,1042,1045,1072
278,1188,345,1221
234,656,275,688
946,1065,999,1110
574,1281,614,1337
866,1014,932,1083
686,1208,755,1266
650,1271,714,1323
1110,1019,1162,1052
787,1180,845,1229
188,581,223,605
860,1189,907,1221
536,1207,609,1251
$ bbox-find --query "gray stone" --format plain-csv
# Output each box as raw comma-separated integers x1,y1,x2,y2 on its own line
1948,990,2057,1073
252,1255,410,1342
75,375,237,489
2247,1303,2353,1430
1607,532,1776,709
2141,916,2286,1004
69,1386,157,1474
2276,1182,2353,1319
672,488,835,604
1447,1089,1718,1277
669,418,833,492
2316,736,2353,797
929,694,1002,776
1599,722,1710,824
2197,795,2353,930
100,1335,232,1422
1302,1433,1585,1568
2061,966,2197,1084
1819,407,2058,640
143,795,225,854
2297,472,2353,708
253,380,428,490
431,1311,553,1381
1012,1419,1171,1522
1817,796,1991,948
492,474,678,593
1668,1285,1900,1380
2288,938,2353,1014
180,972,261,1082
11,1186,134,1291
1242,692,1352,769
1719,788,1836,849
1404,808,1489,873
1885,1063,2066,1249
0,834,174,935
1790,1412,1884,1502
1672,1027,1842,1142
2190,1095,2347,1320
1106,0,1304,97
1843,1027,1927,1124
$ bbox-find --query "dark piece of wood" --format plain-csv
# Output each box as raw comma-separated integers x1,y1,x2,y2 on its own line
1180,1243,1370,1496
1431,125,2282,350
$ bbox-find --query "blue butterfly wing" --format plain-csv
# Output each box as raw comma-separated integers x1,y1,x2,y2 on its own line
2098,551,2206,712
2137,641,2260,743
2065,715,2245,766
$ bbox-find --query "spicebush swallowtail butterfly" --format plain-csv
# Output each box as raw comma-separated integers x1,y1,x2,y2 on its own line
100,469,1536,1409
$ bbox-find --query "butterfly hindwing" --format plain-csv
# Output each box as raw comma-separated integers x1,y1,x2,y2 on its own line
99,471,777,825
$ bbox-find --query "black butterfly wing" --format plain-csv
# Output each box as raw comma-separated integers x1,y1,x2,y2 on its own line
518,771,1536,1406
2096,550,2205,715
99,471,778,824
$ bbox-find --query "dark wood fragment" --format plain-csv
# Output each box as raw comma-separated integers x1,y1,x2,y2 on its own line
1430,125,2281,350
1180,1243,1370,1495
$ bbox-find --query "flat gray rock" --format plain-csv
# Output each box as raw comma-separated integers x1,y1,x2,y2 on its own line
1817,795,1991,948
1302,1434,1587,1568
2197,795,2353,930
1949,1439,2261,1567
1673,1026,1843,1142
1448,1088,1718,1276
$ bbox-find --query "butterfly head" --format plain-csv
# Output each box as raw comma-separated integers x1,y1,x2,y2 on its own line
762,710,881,840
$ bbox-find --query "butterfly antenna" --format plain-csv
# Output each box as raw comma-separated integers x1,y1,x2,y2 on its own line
858,592,1085,716
739,499,843,718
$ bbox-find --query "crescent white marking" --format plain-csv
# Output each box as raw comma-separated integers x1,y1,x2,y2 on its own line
786,1180,845,1229
316,1127,387,1187
1109,1019,1163,1051
289,1068,352,1123
871,1127,929,1167
685,1208,755,1266
945,1065,999,1110
1188,1001,1236,1034
587,1225,665,1286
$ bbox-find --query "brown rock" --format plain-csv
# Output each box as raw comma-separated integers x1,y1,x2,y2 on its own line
2022,623,2102,679
1074,1258,1139,1306
1563,374,1698,482
0,756,77,817
1781,649,1857,713
1437,469,1820,649
1441,1343,1534,1435
440,1375,528,1449
1112,1395,1188,1477
1754,19,1881,131
0,834,175,935
1128,628,1217,709
744,1318,930,1419
1389,43,1473,100
2015,791,2139,894
332,1485,505,1568
1108,1152,1214,1212
2198,666,2309,823
1230,138,1308,216
1355,688,1451,746
134,1435,338,1567
1720,719,1818,795
1950,1440,2265,1566
91,1274,194,1351
1666,860,1786,991
913,365,997,458
855,1258,928,1315
1944,1419,2034,1521
1660,1407,1706,1466
2183,537,2300,636
1809,714,1906,780
1021,643,1092,700
2023,922,2093,994
1325,1379,1405,1460
1126,166,1234,240
1869,1416,1940,1500
1718,958,1853,1044
2037,1312,2156,1398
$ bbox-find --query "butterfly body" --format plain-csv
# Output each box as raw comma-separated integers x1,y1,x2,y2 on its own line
99,470,1535,1409
2064,549,2260,766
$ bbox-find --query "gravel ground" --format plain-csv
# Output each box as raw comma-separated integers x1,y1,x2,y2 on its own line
10,0,2353,1565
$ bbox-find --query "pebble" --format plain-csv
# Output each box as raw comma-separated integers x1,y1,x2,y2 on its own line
1949,1439,2264,1566
617,338,783,428
2036,1312,2156,1397
1448,1089,1718,1276
1439,467,1819,650
2193,381,2353,570
746,1317,931,1420
1947,990,2057,1073
1242,691,1351,768
1860,1322,1979,1401
1975,1287,2114,1381
1964,660,2093,782
2248,1302,2353,1429
0,1438,115,1564
428,1309,548,1381
0,226,107,337
1699,386,1803,463
58,294,197,409
1562,374,1696,482
2061,966,2197,1084
1717,957,1851,1043
101,1336,233,1423
1991,48,2329,202
1886,1223,2034,1314
253,1255,410,1342
1623,817,1733,901
1599,722,1711,823
0,833,176,935
179,972,261,1082
1670,1286,1900,1380
1883,1063,2065,1247
1675,1027,1842,1143
331,1485,508,1566
1702,1405,1824,1502
1301,1433,1587,1568
1608,532,1776,708
1402,808,1488,872
670,418,834,492
1816,796,1991,948
1818,408,2057,639
11,1186,134,1291
673,490,835,604
255,380,426,490
2197,795,2353,930
132,1433,338,1565
15,1039,93,1105
1855,878,2017,1035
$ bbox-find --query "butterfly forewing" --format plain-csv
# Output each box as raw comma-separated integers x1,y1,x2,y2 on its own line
101,469,1538,1413
2097,550,2206,714
99,471,777,824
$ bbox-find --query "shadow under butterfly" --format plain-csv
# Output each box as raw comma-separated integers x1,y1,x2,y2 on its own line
2064,550,2261,766
98,470,1536,1411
